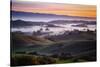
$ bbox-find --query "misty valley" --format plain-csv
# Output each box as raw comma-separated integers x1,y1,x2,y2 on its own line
11,19,96,66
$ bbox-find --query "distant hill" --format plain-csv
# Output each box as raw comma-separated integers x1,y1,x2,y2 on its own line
49,20,96,25
11,20,47,28
11,11,95,22
11,20,63,28
11,19,96,28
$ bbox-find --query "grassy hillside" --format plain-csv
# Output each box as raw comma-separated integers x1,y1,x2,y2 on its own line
11,31,96,66
11,32,53,52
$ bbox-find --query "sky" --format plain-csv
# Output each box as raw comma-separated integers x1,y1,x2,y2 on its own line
11,0,96,17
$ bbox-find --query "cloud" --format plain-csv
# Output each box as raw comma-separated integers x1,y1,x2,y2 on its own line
11,0,96,17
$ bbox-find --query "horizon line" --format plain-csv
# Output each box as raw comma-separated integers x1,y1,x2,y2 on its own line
11,10,96,19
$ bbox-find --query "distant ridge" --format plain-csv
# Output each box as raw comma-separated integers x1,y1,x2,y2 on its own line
11,11,96,19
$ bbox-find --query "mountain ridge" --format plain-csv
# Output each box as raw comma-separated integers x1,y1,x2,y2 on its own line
11,11,96,19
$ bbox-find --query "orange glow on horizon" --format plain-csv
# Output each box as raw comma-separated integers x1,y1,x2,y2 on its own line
12,2,96,17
